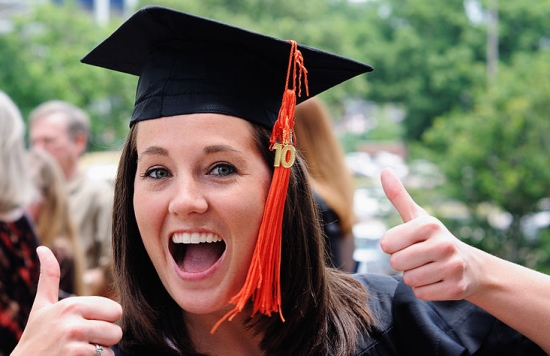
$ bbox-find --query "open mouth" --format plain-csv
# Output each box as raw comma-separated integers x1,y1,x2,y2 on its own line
169,232,226,273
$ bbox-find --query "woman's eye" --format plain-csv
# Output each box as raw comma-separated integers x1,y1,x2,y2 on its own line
210,163,237,177
144,167,171,179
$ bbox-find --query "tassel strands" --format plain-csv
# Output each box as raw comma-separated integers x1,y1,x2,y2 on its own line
211,41,309,334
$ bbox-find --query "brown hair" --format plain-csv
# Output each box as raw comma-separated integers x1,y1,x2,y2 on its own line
294,98,356,236
27,149,88,296
112,121,373,355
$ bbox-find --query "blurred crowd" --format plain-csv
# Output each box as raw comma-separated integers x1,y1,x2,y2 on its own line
0,92,114,355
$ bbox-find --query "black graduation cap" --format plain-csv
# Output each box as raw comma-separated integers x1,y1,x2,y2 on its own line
81,5,373,128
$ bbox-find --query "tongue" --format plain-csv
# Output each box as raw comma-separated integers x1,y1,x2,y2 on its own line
182,242,224,273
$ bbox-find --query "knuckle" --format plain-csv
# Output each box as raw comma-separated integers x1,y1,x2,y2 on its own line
60,297,81,314
418,216,443,234
438,240,457,256
64,323,87,340
448,257,466,274
448,281,468,299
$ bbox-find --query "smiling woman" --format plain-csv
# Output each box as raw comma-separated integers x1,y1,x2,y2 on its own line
11,5,550,356
132,114,271,320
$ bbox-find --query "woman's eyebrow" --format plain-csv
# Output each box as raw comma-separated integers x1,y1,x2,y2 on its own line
139,146,168,157
137,144,245,160
203,144,242,155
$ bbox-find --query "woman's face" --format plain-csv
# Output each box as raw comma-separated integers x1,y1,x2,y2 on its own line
133,114,271,317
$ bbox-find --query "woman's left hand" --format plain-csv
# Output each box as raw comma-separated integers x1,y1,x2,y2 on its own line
379,168,483,301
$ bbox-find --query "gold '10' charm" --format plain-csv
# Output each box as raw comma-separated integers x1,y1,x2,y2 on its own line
272,143,296,168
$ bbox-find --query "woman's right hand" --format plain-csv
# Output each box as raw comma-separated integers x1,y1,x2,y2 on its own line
11,246,123,355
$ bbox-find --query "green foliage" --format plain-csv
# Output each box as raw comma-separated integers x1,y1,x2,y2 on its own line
497,0,550,60
536,228,550,274
0,2,136,150
363,0,487,141
364,0,550,141
422,50,550,268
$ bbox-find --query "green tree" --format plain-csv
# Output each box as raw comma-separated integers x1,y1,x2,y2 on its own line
362,0,550,141
497,0,550,61
0,1,136,150
362,0,486,141
421,50,550,269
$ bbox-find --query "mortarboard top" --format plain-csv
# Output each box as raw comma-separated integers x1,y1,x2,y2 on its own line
81,5,373,128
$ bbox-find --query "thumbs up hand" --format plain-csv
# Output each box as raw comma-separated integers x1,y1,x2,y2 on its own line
11,246,122,355
379,168,482,301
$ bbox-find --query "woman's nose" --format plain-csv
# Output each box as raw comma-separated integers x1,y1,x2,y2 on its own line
167,177,208,216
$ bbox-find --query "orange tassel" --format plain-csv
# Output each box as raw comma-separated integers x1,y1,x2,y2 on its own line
211,41,308,334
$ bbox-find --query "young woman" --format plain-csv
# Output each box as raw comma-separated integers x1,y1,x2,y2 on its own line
13,6,550,355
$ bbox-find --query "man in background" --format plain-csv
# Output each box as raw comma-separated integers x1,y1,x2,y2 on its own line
29,100,114,297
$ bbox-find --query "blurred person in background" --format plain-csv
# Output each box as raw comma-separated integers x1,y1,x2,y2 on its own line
295,97,357,272
0,91,40,355
29,100,114,297
27,149,89,297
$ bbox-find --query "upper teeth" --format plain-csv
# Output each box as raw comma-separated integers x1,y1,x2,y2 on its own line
172,232,222,244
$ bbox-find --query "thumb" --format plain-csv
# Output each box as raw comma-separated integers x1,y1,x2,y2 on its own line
380,168,428,222
31,246,61,311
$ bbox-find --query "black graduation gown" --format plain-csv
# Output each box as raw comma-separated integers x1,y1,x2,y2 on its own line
113,274,545,355
353,273,545,355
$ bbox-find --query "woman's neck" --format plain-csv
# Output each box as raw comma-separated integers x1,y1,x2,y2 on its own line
183,309,264,355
